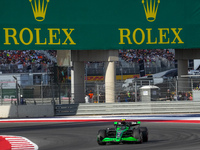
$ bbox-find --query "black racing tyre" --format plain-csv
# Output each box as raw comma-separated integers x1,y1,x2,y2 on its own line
133,129,143,144
139,127,148,142
97,130,106,145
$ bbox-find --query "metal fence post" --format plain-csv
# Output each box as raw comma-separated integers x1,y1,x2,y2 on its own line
120,66,123,81
41,81,43,104
135,80,137,102
13,76,19,105
16,81,19,105
58,84,61,104
52,84,55,102
176,77,178,101
191,78,193,91
0,83,3,105
97,84,99,103
85,63,88,94
68,88,71,104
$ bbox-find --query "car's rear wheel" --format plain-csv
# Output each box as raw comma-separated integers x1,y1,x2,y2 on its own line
133,129,143,144
139,127,148,142
97,130,106,145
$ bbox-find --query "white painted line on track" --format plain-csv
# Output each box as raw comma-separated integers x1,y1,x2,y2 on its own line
1,115,200,123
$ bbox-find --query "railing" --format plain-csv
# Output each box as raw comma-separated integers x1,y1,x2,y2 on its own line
86,60,175,75
0,64,52,73
0,63,175,76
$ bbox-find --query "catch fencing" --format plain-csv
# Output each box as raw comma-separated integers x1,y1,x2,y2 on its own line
0,77,200,105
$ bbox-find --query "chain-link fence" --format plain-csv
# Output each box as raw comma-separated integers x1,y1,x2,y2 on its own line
84,77,200,103
0,83,72,105
1,77,200,105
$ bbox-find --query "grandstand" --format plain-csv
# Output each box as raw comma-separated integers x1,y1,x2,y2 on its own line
0,50,56,74
0,49,175,77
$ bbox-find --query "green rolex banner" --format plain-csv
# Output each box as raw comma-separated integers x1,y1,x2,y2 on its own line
0,0,200,50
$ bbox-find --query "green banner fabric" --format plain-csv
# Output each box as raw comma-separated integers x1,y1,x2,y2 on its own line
0,0,200,50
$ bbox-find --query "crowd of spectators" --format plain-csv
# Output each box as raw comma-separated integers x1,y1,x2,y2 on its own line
0,50,58,73
0,49,174,66
167,91,193,101
47,50,57,58
119,49,175,65
0,50,56,65
0,49,175,73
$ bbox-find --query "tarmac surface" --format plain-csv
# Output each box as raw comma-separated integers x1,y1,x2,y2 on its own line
0,121,200,150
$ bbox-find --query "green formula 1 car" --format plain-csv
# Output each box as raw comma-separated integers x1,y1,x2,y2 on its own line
97,120,148,145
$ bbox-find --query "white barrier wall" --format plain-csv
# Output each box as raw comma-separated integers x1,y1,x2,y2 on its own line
193,90,200,101
0,105,54,118
55,102,200,116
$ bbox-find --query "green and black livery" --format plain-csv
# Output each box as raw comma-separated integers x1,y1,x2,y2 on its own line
97,120,148,145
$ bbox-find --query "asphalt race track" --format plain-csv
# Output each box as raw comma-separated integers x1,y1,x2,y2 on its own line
0,122,200,150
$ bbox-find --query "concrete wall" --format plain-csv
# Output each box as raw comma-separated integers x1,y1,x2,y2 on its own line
55,102,200,116
175,49,200,59
71,50,118,62
0,105,54,118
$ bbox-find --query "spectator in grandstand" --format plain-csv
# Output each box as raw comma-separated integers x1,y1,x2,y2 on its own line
177,92,183,100
166,89,172,101
119,49,175,67
85,94,90,103
189,93,193,101
126,91,131,102
117,94,120,102
88,90,94,103
48,50,57,57
132,92,136,102
36,63,42,70
0,50,56,65
119,92,125,102
183,92,189,100
173,93,177,101
99,93,105,103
